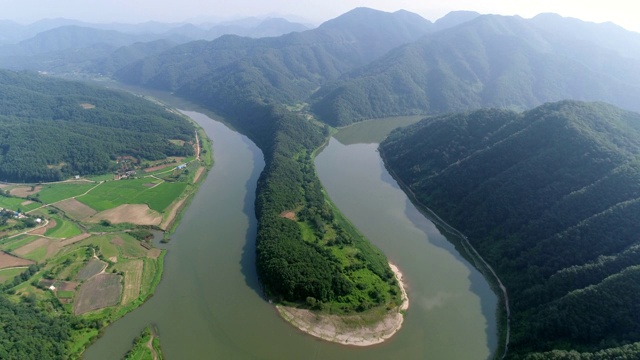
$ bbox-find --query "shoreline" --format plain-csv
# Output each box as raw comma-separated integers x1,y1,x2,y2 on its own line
276,261,409,346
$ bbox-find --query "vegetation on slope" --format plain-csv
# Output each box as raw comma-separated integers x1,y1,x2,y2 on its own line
243,104,401,312
379,101,640,357
115,8,434,111
0,70,194,182
311,15,640,126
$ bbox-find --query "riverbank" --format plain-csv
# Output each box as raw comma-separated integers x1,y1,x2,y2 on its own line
276,262,409,346
378,146,509,359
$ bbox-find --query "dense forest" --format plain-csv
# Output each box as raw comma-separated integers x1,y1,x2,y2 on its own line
311,14,640,126
252,105,399,310
380,101,640,357
109,8,429,312
0,70,194,182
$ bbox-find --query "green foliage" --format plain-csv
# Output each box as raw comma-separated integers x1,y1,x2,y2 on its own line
311,15,640,126
76,178,185,212
0,295,76,360
380,100,640,356
0,69,195,182
248,104,397,312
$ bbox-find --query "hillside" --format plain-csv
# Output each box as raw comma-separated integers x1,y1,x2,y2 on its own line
379,101,640,357
311,14,640,126
114,8,423,318
0,70,194,182
115,7,434,112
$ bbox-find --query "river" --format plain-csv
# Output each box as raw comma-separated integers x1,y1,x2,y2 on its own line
84,109,497,359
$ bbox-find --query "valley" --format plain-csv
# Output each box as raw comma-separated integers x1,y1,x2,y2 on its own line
2,5,640,359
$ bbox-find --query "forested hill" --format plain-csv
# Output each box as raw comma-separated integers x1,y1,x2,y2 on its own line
311,14,640,126
0,70,194,182
379,101,640,358
114,7,434,112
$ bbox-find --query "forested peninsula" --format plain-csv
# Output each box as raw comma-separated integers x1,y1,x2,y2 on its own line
380,101,640,358
116,8,427,337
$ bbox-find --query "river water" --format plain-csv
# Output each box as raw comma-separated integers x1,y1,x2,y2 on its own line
84,110,497,359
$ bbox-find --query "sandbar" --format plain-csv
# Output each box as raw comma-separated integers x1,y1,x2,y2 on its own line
277,262,409,346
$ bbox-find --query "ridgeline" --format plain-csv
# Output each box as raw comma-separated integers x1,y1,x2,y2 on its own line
380,101,640,358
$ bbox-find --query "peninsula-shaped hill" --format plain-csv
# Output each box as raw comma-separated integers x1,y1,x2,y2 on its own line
115,8,422,325
311,14,640,126
0,70,195,182
379,101,640,358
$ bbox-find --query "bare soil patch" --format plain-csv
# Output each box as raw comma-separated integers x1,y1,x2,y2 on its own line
144,163,175,173
160,197,187,230
29,219,57,235
60,233,91,247
277,262,409,346
148,248,161,259
111,237,124,246
193,166,205,184
0,252,33,269
56,198,98,220
143,183,156,187
280,211,297,221
14,236,63,260
57,281,79,291
90,204,162,226
10,185,42,197
14,237,49,257
119,260,143,305
76,259,107,281
21,200,34,206
74,273,122,315
80,103,96,109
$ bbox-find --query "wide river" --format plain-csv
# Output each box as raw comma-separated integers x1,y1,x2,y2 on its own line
84,109,497,359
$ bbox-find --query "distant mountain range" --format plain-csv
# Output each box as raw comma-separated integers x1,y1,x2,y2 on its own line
0,17,310,73
311,13,640,125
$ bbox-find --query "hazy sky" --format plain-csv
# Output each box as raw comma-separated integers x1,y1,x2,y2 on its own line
2,0,639,32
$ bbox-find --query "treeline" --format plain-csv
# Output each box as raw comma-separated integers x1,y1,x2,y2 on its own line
379,101,640,356
0,70,194,182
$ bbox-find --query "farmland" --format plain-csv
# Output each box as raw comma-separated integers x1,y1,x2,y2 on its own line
0,115,212,357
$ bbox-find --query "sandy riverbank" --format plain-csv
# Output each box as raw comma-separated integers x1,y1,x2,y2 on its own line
276,262,409,346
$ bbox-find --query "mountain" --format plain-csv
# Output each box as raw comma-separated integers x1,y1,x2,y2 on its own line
311,14,640,126
0,25,194,73
115,7,433,118
203,17,309,39
0,70,194,182
87,39,180,75
116,8,421,316
530,13,640,59
379,101,640,357
433,10,481,31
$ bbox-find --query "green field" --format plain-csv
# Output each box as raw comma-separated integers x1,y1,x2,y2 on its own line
0,267,27,283
44,216,82,239
0,196,41,212
37,183,97,204
21,246,47,263
76,179,186,212
1,235,39,252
